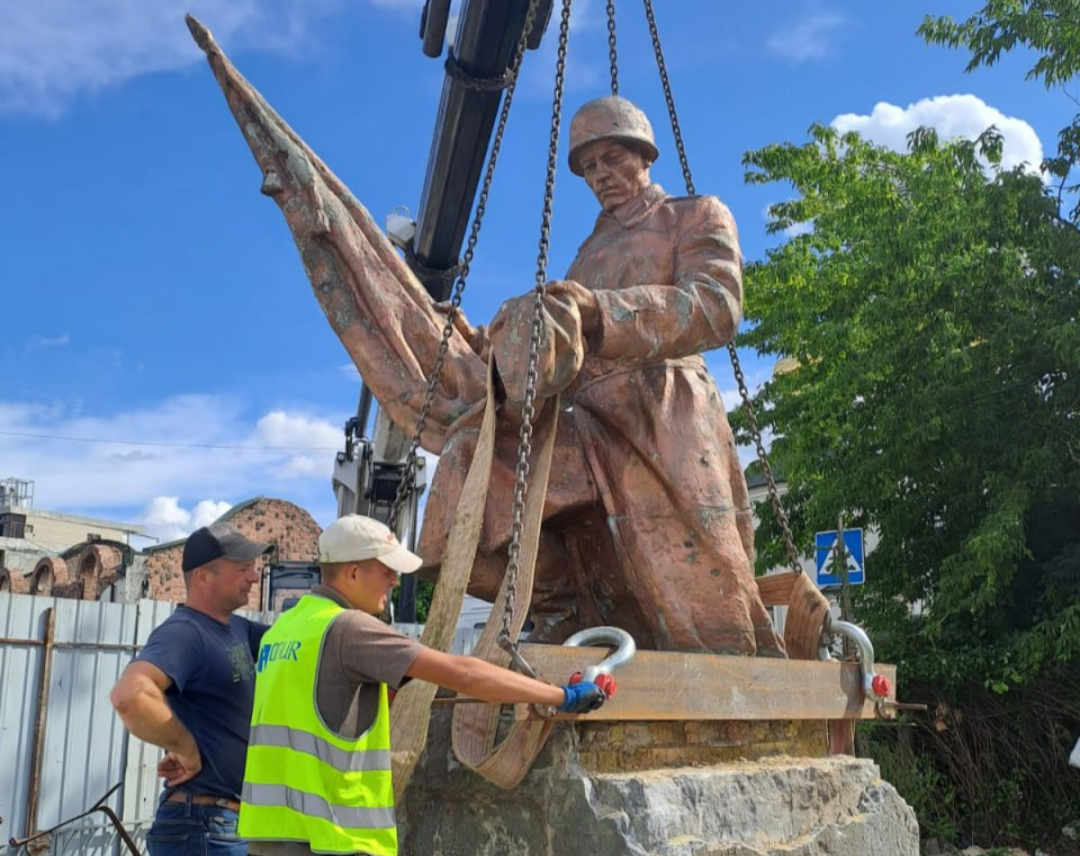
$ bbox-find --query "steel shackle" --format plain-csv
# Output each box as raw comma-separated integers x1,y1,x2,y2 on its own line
563,626,637,683
827,618,892,702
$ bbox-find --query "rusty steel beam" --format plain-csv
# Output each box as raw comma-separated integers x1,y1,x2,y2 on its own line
24,607,55,839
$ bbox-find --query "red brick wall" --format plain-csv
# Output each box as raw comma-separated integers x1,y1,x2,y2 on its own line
0,567,30,594
29,557,67,596
61,543,125,601
143,546,187,604
144,498,322,610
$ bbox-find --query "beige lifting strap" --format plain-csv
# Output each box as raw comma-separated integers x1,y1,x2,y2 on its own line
389,359,561,796
449,388,559,789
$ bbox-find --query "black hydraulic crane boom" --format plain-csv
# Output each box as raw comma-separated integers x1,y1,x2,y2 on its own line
411,0,552,297
346,0,552,622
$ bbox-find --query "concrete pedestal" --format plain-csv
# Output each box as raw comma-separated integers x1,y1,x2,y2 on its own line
400,710,919,856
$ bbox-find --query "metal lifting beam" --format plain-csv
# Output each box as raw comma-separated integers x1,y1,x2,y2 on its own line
510,646,899,722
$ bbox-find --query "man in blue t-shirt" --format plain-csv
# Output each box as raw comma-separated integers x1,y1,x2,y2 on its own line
111,522,273,856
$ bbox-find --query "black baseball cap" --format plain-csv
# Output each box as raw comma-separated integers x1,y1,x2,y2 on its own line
182,522,272,572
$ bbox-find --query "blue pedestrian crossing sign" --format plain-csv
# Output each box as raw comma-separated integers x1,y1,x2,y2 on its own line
815,529,865,587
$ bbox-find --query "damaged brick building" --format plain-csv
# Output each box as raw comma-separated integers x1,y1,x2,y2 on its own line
0,490,322,611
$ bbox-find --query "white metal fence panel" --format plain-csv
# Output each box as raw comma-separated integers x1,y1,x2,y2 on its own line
0,595,489,855
395,623,483,655
0,594,50,847
120,599,178,831
37,599,138,830
0,595,182,856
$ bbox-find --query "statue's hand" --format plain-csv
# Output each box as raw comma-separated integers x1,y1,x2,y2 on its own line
489,289,585,401
545,280,600,334
433,301,489,359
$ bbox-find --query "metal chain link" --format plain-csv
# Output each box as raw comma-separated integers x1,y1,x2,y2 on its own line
500,0,573,644
641,0,802,575
729,345,804,575
606,0,618,96
388,0,545,531
641,0,694,196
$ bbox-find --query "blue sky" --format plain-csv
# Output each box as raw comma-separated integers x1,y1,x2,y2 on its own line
0,0,1066,545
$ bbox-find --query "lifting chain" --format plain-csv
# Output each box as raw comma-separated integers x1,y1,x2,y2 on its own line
642,0,803,576
642,0,694,196
730,354,803,575
500,0,573,647
606,0,619,96
388,0,546,531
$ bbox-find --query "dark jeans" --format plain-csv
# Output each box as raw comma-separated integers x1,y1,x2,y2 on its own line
146,794,246,856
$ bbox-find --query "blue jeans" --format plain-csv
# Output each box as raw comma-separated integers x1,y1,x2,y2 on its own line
146,794,246,856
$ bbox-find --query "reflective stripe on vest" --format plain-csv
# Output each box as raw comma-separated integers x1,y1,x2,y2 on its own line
238,594,397,856
248,724,392,773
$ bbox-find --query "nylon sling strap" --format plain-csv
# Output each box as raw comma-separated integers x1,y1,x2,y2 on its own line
389,357,499,800
450,391,560,789
389,359,561,794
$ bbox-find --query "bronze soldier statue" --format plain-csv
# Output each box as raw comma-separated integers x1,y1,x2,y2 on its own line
420,97,784,656
188,20,784,656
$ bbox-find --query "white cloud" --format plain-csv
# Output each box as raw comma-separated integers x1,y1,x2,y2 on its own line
443,0,463,48
140,496,234,542
256,410,343,479
718,387,773,470
255,410,343,450
277,454,329,479
0,394,347,527
832,94,1044,173
0,0,417,116
141,496,191,534
768,12,845,63
191,498,234,529
25,334,70,351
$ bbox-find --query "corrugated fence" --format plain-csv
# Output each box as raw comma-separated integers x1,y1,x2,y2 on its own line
0,593,482,855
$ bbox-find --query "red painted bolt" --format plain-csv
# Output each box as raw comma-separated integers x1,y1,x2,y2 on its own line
871,674,891,698
596,674,618,699
569,672,618,698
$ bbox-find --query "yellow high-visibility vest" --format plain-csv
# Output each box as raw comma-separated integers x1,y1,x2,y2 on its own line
238,594,397,856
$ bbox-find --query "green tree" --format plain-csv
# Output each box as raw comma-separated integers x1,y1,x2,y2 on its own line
739,122,1080,846
920,1,1080,218
740,124,1080,691
391,578,435,623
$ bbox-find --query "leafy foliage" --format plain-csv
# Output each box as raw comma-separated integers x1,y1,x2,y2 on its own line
740,124,1080,692
390,578,435,623
739,10,1080,845
861,673,1080,849
920,1,1080,218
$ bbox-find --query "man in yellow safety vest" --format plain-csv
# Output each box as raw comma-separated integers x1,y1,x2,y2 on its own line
239,514,606,856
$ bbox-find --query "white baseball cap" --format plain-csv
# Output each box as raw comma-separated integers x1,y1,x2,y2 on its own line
318,515,423,574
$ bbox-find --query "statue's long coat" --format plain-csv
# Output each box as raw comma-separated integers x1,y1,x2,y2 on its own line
417,184,784,656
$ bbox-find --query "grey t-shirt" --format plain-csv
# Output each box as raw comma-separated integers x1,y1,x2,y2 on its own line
248,586,423,856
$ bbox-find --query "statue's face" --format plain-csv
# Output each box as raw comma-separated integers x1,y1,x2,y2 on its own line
577,140,651,213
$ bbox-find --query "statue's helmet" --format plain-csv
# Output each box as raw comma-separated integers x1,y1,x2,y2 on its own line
568,96,659,177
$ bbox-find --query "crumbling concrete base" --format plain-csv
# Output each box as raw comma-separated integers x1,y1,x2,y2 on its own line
400,710,919,856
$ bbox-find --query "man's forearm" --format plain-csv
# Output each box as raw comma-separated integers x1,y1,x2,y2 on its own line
408,648,567,707
457,656,566,707
113,686,196,754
